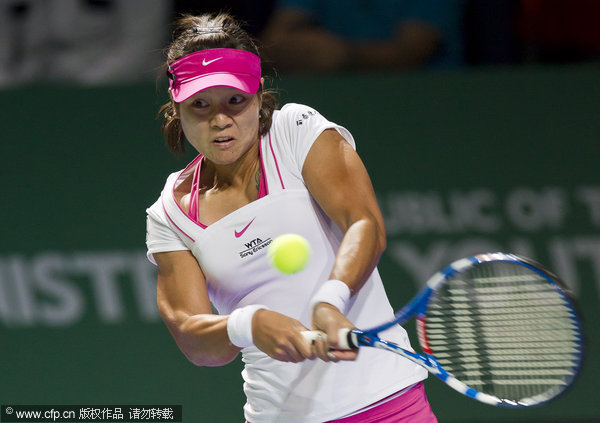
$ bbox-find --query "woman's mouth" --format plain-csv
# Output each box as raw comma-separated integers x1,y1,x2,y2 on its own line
214,137,234,143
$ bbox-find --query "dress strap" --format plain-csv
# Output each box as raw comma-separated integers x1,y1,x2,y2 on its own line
188,156,203,224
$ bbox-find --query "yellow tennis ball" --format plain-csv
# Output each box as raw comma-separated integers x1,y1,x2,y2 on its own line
268,234,311,274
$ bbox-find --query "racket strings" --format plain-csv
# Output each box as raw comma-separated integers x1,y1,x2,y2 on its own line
423,261,582,403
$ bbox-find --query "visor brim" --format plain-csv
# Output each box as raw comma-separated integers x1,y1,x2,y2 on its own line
171,73,260,102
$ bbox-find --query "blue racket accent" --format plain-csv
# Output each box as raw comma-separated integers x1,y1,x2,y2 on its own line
440,264,459,279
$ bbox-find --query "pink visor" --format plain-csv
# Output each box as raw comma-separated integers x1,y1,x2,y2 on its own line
167,48,261,102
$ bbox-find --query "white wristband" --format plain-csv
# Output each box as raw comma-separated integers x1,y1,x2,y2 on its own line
309,279,352,315
227,305,269,348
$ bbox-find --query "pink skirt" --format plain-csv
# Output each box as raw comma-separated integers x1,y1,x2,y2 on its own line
246,382,437,423
326,382,437,423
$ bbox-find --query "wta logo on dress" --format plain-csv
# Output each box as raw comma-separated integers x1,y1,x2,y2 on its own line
239,238,272,258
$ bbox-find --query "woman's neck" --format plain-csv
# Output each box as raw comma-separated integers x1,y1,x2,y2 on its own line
201,141,260,192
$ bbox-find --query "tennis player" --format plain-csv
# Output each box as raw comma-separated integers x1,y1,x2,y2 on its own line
145,12,438,423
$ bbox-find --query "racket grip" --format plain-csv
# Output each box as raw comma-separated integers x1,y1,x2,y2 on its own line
300,329,356,350
301,330,324,345
337,328,354,349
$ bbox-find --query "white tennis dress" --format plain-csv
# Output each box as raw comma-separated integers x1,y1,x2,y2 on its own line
146,103,427,423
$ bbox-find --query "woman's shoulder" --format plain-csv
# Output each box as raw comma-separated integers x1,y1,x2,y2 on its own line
146,161,195,218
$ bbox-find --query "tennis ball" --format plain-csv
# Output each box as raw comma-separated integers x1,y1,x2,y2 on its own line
268,234,311,274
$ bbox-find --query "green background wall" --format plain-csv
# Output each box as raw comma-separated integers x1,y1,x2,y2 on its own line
1,64,599,422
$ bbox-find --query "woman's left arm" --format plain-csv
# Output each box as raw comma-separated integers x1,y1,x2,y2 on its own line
302,128,387,360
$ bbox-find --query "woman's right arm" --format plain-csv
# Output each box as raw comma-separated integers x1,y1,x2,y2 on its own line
154,250,316,366
154,250,239,367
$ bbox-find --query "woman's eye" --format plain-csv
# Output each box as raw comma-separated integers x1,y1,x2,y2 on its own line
230,95,246,105
192,99,208,108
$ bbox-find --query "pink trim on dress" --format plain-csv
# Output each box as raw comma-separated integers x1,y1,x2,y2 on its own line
257,137,269,199
161,198,195,242
268,132,285,189
170,155,207,230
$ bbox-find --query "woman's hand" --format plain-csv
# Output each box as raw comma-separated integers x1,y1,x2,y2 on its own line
312,303,358,362
251,309,317,363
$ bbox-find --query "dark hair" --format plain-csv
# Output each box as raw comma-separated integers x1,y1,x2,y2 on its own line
158,12,278,155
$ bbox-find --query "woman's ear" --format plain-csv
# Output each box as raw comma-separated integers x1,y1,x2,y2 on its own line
258,77,265,104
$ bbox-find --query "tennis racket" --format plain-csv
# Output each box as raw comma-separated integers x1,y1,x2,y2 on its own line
304,252,584,407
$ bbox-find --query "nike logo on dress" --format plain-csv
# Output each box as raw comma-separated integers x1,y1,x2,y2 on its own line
235,218,256,238
202,57,223,66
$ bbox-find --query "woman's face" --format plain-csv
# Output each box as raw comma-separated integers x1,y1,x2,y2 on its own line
177,86,261,166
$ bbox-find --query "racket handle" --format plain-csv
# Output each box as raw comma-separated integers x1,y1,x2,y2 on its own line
300,329,356,350
337,328,354,349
